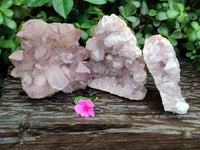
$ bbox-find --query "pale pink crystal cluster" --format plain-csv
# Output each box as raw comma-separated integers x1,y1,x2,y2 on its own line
9,19,90,99
86,14,147,100
8,15,189,114
143,35,189,114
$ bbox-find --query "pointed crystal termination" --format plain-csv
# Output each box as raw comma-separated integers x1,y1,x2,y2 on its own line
143,35,189,114
86,14,147,100
9,19,90,99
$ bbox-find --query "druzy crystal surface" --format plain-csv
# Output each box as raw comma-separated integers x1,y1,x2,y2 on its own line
9,19,90,99
86,14,147,100
143,35,189,114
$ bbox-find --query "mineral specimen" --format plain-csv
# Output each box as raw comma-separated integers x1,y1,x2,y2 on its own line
86,14,147,100
143,35,189,114
9,19,90,99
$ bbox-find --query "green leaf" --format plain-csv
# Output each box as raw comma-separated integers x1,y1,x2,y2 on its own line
86,25,96,37
148,9,157,16
74,96,98,104
187,30,196,42
2,50,10,64
81,30,89,41
3,16,17,29
177,13,185,23
0,49,1,55
119,3,137,18
141,0,149,15
13,5,29,19
13,0,26,5
144,24,153,33
80,20,95,29
131,17,140,28
195,9,200,16
156,11,167,21
184,27,193,34
19,21,25,30
192,49,196,54
27,0,49,7
196,31,200,40
74,96,88,104
188,12,198,20
190,55,196,60
0,39,15,48
1,0,13,8
191,21,199,29
108,0,115,2
157,24,168,36
185,41,194,50
83,0,107,5
153,19,160,27
156,3,162,10
166,21,176,29
0,8,14,17
171,30,183,39
118,15,129,25
175,21,180,29
136,32,143,39
48,16,64,23
52,0,73,19
186,52,192,57
181,17,190,28
36,11,47,19
119,6,126,18
144,33,151,38
132,1,140,8
86,6,100,14
168,36,177,46
196,41,200,49
166,10,179,19
126,16,138,23
162,2,168,7
74,22,80,28
176,3,184,11
0,12,3,25
138,38,145,46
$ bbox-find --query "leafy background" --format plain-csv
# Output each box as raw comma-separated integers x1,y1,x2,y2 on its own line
0,0,200,88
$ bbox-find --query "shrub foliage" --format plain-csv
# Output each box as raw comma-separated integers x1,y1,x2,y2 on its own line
0,0,200,87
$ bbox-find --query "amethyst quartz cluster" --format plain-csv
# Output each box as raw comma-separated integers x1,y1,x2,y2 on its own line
9,15,189,114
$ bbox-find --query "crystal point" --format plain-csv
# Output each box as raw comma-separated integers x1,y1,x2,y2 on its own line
143,35,189,114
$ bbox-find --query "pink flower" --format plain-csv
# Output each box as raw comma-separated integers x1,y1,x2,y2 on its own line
74,99,95,117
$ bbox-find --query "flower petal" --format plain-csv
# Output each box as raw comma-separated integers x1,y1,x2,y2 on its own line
78,99,87,105
80,111,89,118
88,109,95,117
85,99,95,108
74,104,84,114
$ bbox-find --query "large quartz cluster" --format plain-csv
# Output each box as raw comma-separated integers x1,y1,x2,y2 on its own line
9,19,90,99
143,35,189,114
86,14,147,100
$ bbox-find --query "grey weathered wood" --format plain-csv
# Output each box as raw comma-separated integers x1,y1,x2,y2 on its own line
0,59,200,150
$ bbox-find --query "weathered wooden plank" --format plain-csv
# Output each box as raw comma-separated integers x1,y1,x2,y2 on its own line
0,59,200,149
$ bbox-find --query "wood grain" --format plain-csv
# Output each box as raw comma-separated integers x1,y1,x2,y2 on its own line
0,59,200,150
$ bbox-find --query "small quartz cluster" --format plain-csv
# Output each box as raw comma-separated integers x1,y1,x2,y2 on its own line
86,14,147,100
143,35,189,114
9,19,90,99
